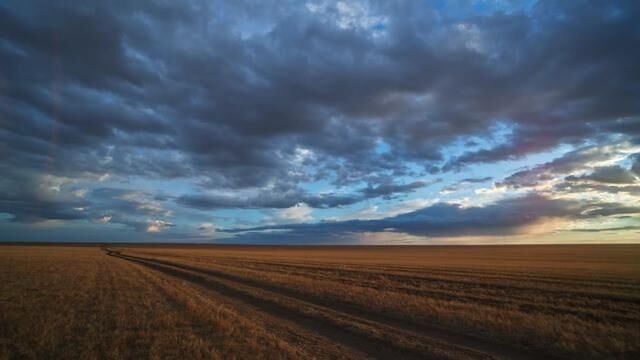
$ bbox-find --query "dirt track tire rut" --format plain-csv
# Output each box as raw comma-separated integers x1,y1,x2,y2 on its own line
106,249,561,360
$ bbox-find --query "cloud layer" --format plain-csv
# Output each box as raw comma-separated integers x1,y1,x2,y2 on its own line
1,0,639,242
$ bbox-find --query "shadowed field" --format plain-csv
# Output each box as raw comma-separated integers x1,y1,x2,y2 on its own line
1,245,639,359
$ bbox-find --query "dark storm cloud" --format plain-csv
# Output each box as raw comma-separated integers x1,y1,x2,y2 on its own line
224,193,581,237
0,173,88,222
225,193,640,239
0,194,85,223
1,0,640,234
3,1,640,183
0,174,174,233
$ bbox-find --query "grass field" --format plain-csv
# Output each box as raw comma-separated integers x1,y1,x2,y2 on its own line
1,245,639,359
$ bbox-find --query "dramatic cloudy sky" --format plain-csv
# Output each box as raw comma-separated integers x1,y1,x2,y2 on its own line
1,0,639,243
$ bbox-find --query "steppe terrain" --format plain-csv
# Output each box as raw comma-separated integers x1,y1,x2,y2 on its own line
1,244,639,359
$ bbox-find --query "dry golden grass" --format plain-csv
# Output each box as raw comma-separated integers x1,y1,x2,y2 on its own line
1,244,639,359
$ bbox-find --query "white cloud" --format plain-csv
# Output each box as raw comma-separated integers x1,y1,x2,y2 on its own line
197,222,216,235
73,188,88,198
146,219,173,233
119,191,173,217
454,22,486,53
38,174,76,197
92,215,112,224
273,203,313,223
306,0,387,34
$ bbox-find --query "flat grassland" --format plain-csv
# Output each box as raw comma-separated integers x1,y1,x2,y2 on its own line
1,245,639,359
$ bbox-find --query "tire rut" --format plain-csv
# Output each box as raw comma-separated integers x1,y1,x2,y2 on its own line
108,250,497,360
108,251,376,360
107,249,557,360
179,257,639,324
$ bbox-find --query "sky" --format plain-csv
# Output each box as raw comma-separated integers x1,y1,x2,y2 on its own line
1,0,639,244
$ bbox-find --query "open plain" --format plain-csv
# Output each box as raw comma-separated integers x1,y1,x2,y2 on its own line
1,244,639,359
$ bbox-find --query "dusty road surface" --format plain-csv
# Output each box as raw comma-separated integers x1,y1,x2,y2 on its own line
1,244,639,359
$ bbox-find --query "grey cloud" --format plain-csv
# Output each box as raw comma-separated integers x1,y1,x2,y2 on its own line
565,165,638,184
360,180,433,199
0,176,175,233
441,176,492,193
631,154,640,175
0,196,86,223
461,177,493,183
177,179,434,210
498,143,631,188
579,204,640,218
0,173,88,223
570,225,640,232
225,193,583,237
554,182,640,195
